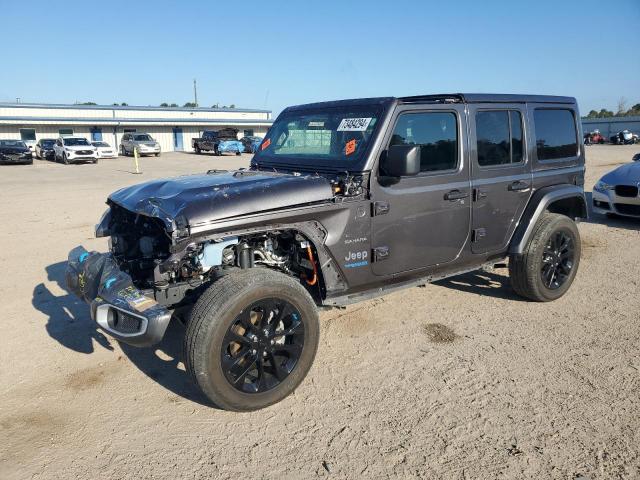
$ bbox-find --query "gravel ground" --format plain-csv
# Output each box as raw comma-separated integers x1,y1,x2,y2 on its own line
1,146,639,479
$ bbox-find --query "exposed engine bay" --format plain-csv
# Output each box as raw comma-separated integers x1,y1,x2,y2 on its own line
106,204,321,305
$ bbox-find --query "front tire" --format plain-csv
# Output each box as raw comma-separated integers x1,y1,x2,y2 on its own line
509,213,581,302
62,153,69,165
184,269,320,411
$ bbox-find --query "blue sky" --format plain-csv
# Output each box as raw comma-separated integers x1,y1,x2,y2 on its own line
1,0,638,116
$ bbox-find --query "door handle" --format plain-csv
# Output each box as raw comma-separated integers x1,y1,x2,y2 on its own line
444,189,469,201
508,180,530,191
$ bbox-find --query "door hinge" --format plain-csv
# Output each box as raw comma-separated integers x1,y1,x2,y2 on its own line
472,228,486,242
372,201,390,216
373,246,390,262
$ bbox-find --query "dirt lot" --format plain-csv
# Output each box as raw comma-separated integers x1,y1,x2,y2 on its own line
1,146,639,479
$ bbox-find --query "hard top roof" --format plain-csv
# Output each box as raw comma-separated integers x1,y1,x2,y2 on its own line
399,93,576,104
285,94,575,112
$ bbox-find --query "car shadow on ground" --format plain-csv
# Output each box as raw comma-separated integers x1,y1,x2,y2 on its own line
582,191,640,231
35,261,213,407
434,269,526,301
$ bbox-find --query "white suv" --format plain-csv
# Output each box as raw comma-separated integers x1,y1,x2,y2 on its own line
53,137,99,164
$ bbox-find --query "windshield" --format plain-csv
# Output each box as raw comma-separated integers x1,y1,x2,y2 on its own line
253,106,382,167
134,134,152,141
41,140,56,147
64,138,90,146
92,142,110,147
0,140,27,148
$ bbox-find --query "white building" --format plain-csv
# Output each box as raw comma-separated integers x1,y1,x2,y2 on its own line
0,102,272,152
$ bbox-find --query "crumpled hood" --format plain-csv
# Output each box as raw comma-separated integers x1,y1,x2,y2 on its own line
602,161,640,184
108,170,334,230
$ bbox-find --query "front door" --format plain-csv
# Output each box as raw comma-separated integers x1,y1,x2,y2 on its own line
371,105,471,276
469,105,532,254
173,127,183,151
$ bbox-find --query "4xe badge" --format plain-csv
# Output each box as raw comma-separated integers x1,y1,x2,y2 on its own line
344,250,368,268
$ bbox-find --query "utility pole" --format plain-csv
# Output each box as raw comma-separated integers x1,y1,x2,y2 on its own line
193,79,198,107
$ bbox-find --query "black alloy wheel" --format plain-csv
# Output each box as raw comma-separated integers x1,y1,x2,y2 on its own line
221,298,304,394
540,231,574,290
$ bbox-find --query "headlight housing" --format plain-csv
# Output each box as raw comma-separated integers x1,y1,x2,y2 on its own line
95,208,112,238
594,180,613,192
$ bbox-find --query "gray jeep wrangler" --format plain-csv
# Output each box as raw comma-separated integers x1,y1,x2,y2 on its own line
66,94,587,411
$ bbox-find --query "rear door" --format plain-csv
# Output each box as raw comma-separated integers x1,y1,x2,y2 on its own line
469,104,532,254
371,104,471,276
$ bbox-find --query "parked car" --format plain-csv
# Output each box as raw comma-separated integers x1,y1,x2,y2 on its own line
53,136,98,164
66,93,586,412
609,129,635,145
92,141,117,158
0,139,33,165
120,133,161,157
240,135,263,153
592,161,640,218
35,138,57,160
192,128,243,155
584,130,605,145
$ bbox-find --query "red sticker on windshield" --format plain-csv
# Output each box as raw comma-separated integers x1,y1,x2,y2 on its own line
261,138,271,150
345,139,356,156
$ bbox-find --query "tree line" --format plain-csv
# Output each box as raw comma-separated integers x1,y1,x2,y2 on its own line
584,98,640,119
76,101,237,108
160,102,236,108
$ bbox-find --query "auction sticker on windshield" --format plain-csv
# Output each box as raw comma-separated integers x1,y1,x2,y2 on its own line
337,117,373,131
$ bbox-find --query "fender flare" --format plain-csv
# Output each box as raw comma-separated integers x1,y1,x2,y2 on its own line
509,185,587,255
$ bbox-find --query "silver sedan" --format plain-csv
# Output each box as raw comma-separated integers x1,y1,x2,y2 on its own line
592,161,640,218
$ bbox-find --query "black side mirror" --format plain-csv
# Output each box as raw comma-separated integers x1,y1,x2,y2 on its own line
381,145,421,177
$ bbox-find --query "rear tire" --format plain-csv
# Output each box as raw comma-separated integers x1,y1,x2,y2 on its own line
509,213,581,302
184,269,320,411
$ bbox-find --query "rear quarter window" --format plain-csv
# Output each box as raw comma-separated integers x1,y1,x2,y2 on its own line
533,109,578,161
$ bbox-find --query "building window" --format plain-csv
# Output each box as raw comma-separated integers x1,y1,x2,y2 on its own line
389,112,458,173
476,110,524,166
59,128,74,136
534,109,577,161
20,128,36,141
91,128,103,141
243,129,255,137
123,128,136,133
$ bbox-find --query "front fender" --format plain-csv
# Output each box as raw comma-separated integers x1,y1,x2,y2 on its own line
509,185,587,255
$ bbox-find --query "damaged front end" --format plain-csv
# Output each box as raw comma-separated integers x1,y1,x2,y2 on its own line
66,246,172,347
65,169,336,347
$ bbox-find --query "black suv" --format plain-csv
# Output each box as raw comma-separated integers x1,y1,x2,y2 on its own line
66,94,587,411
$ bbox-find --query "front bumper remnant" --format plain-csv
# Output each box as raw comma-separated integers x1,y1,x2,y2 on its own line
65,246,171,347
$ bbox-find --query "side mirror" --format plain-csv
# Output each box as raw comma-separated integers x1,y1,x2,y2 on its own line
381,145,421,177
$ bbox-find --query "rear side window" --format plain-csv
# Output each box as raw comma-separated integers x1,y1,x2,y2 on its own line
390,112,458,172
476,110,524,166
534,109,577,161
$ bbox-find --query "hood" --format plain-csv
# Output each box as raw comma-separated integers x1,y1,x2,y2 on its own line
0,146,30,154
133,141,158,146
108,170,334,230
65,145,94,151
602,162,640,184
